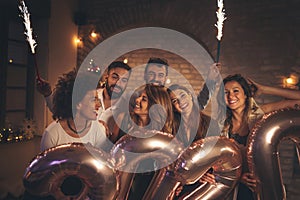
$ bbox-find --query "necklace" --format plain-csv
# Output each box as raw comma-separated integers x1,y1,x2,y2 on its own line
67,119,88,134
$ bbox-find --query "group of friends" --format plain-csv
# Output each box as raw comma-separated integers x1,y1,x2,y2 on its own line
36,57,300,200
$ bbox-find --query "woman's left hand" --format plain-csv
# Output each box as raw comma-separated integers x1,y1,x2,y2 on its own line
240,172,257,192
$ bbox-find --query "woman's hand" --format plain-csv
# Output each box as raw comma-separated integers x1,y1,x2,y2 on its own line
199,171,216,184
207,63,221,81
247,78,264,97
240,172,257,192
175,185,183,197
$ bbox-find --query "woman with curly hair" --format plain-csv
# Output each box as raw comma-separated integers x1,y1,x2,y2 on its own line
40,69,107,151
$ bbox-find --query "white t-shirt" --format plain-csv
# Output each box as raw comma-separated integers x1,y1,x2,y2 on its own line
40,120,107,152
97,88,130,128
97,88,115,122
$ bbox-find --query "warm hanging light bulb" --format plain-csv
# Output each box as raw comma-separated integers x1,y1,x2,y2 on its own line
73,36,83,47
90,31,97,38
123,58,128,64
75,37,81,43
283,74,299,89
286,78,293,84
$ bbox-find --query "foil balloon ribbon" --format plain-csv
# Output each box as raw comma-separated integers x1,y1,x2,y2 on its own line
23,143,117,199
144,136,243,200
247,108,300,200
111,130,184,200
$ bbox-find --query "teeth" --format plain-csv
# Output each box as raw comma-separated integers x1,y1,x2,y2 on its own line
228,99,237,103
113,87,120,92
180,103,188,109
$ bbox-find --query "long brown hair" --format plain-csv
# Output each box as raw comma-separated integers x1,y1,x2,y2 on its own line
130,84,174,134
217,74,253,135
167,84,214,142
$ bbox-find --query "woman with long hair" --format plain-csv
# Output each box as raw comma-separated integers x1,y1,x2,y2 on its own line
217,74,300,199
112,84,174,141
111,84,175,200
167,84,220,198
167,84,220,144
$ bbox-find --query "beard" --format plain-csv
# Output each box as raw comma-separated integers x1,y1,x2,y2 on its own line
105,82,123,99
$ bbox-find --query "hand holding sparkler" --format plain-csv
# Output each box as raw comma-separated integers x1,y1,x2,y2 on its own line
215,0,227,63
18,0,41,81
35,77,52,97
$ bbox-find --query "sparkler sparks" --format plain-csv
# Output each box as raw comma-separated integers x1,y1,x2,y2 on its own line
215,0,226,62
215,0,227,41
18,0,37,54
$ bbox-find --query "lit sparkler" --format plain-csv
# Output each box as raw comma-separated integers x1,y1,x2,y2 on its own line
215,0,227,63
18,0,41,80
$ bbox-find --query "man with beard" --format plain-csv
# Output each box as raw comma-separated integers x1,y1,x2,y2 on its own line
144,57,168,86
97,61,131,137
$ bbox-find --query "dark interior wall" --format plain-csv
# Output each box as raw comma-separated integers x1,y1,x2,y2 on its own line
76,0,300,84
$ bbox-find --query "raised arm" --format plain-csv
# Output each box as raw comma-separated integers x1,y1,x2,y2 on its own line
248,78,300,113
36,77,54,112
249,78,300,100
197,63,221,110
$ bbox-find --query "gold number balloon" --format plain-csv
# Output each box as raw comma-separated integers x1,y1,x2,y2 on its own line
23,108,300,200
111,130,184,200
144,136,243,200
247,108,300,200
23,143,117,199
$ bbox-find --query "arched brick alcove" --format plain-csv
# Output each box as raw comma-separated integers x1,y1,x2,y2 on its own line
76,0,216,66
75,1,300,199
76,0,300,84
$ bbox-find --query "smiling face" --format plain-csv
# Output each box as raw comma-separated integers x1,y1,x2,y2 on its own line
105,67,130,99
144,64,167,86
170,88,193,115
76,89,101,120
133,90,149,117
224,80,247,112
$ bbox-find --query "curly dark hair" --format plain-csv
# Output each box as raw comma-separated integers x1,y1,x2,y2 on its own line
52,69,98,120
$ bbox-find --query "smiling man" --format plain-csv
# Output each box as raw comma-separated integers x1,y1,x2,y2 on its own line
144,57,168,86
96,61,132,136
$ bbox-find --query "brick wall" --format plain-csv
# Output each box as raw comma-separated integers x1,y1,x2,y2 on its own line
76,0,300,198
